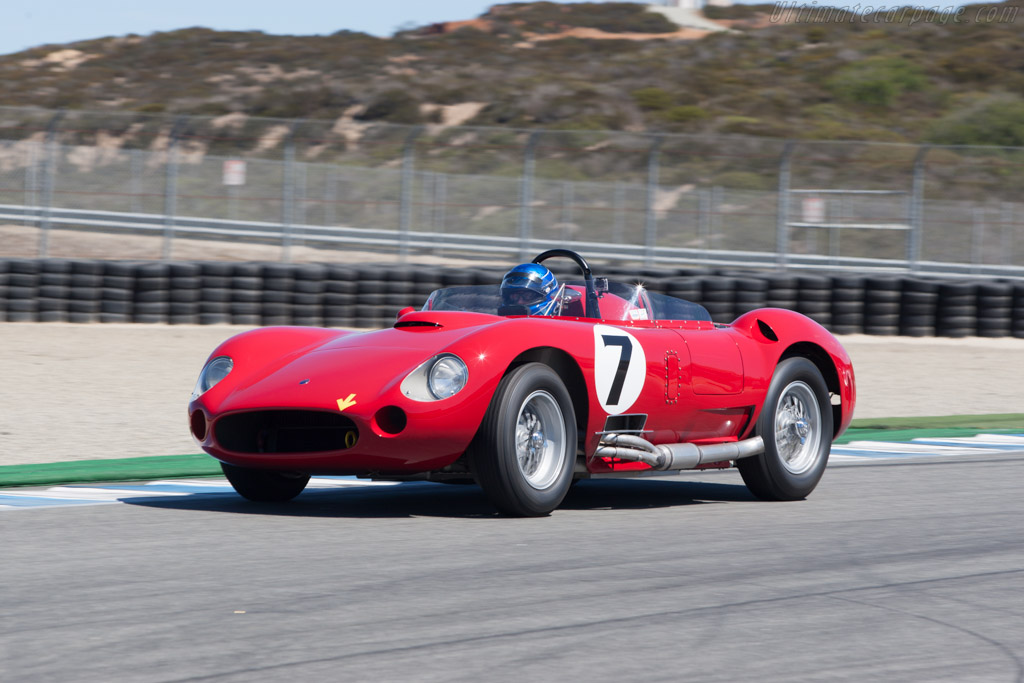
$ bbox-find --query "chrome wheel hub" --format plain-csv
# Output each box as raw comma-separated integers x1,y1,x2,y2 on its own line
774,381,822,475
515,390,566,490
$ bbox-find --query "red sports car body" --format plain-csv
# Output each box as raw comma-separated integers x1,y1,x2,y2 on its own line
189,250,855,516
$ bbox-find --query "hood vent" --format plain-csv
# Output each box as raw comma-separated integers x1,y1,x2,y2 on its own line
394,320,442,330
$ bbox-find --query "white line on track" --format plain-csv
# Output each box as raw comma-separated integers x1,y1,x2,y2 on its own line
0,476,399,511
831,433,1024,460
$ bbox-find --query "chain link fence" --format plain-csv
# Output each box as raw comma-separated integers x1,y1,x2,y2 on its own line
0,106,1022,276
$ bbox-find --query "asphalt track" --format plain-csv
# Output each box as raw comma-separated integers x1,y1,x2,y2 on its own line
3,451,1024,683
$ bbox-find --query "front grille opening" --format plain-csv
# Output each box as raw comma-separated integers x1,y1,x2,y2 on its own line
215,410,358,454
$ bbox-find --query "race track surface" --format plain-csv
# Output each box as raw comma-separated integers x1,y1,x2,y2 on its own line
3,452,1024,682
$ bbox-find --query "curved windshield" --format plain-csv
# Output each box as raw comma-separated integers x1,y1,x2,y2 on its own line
423,281,711,323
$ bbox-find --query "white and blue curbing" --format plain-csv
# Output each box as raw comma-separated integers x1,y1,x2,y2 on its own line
3,434,1024,512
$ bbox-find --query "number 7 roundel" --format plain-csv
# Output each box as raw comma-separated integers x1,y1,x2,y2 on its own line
593,324,647,415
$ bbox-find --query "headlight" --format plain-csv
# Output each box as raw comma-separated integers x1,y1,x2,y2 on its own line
401,353,468,402
428,355,468,399
191,356,233,400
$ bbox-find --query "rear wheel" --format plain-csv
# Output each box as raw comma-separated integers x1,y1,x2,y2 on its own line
738,357,832,501
221,463,310,502
471,363,576,516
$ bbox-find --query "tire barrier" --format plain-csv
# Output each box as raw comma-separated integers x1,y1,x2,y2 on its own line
1014,282,1024,340
1,258,1024,337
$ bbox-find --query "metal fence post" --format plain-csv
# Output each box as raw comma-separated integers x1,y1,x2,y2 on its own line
398,126,424,262
324,165,338,226
25,140,39,227
908,145,929,270
972,203,985,273
518,132,540,261
281,119,304,263
1002,201,1014,267
776,141,794,270
130,149,143,214
561,180,574,244
612,182,625,244
644,136,664,267
698,188,711,258
162,116,186,261
295,161,307,245
434,172,448,255
711,185,723,253
38,110,66,258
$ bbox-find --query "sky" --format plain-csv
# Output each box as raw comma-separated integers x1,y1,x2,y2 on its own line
0,0,882,57
0,0,612,55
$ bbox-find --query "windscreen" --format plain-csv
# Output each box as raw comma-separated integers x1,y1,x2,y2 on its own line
423,282,711,322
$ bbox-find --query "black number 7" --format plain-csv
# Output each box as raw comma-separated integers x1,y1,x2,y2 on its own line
602,335,632,405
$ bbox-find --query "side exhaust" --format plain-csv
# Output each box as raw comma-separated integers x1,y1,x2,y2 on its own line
594,433,764,471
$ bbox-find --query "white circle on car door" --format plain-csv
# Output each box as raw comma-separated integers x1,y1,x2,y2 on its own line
593,324,646,415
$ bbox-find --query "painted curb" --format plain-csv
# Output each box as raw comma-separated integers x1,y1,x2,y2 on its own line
3,414,1023,488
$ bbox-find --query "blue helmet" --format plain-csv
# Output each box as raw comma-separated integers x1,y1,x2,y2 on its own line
500,263,559,315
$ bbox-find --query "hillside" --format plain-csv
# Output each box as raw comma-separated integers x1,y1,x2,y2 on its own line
1,1,1023,145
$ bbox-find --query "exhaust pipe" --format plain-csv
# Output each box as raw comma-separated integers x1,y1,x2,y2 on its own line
594,433,764,471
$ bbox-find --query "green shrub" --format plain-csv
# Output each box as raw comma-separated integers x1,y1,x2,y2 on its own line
356,89,422,124
664,105,710,123
710,171,772,191
718,115,770,135
828,57,928,108
632,87,674,111
928,94,1024,147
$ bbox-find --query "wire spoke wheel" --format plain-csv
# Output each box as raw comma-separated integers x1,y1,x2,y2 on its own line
471,363,576,516
515,390,567,490
774,381,822,475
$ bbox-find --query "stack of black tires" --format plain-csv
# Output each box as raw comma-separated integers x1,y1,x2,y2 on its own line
1015,282,1024,339
1,258,1023,338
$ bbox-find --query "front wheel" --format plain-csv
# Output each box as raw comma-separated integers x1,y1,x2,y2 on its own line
737,357,832,501
221,463,310,502
470,363,577,516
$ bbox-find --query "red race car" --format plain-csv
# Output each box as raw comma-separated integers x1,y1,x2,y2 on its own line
188,249,856,516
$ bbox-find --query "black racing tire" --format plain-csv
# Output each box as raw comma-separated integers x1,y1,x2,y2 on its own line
470,363,576,517
221,463,310,502
738,357,833,501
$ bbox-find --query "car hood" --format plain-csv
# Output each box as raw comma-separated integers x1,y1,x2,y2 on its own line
208,311,505,415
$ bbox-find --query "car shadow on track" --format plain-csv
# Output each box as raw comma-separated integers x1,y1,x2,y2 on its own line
122,478,756,519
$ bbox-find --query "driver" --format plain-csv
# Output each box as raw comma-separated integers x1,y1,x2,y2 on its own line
499,263,559,316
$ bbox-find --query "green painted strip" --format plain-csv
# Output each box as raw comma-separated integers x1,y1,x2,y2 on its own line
836,427,1023,445
847,413,1024,432
0,454,220,488
3,413,1023,488
838,413,1024,445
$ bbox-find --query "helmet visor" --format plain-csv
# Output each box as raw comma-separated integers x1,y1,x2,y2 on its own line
502,287,546,306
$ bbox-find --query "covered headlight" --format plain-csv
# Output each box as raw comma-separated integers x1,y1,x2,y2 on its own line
191,356,233,400
401,353,468,401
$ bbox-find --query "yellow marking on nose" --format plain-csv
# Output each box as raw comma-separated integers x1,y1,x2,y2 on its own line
336,393,357,412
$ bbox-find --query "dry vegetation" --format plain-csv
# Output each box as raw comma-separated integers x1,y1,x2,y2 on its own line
1,2,1023,144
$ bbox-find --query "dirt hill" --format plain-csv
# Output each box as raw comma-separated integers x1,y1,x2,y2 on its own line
1,2,1023,145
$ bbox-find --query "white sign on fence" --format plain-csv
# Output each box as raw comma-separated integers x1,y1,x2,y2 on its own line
802,196,825,224
223,160,247,186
